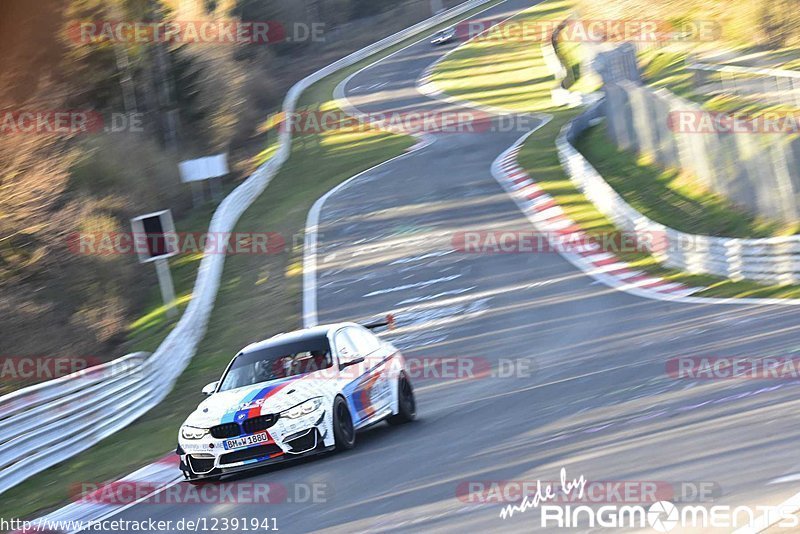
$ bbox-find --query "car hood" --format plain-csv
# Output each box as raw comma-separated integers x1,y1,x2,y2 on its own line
182,375,314,429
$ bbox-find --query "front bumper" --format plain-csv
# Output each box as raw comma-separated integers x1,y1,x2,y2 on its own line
181,443,334,480
179,410,332,478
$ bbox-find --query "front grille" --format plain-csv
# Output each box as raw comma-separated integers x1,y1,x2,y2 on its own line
187,456,216,474
210,423,241,439
220,444,283,465
242,414,278,434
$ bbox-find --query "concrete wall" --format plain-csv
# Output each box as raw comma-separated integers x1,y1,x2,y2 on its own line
596,45,800,223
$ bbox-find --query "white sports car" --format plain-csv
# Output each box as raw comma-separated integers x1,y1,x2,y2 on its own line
431,27,457,45
177,320,416,481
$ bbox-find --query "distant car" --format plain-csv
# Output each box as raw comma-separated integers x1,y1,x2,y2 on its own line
431,27,456,45
177,320,416,481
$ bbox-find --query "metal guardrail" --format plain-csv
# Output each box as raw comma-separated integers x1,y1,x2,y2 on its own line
0,0,497,496
557,101,800,285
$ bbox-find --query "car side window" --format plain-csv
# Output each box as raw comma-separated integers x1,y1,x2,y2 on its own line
346,327,381,356
334,329,360,365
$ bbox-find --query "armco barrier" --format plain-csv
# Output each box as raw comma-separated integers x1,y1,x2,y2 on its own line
558,101,800,285
594,44,800,224
0,0,497,495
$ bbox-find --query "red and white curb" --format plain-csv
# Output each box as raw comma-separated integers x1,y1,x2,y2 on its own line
421,31,800,309
492,137,703,299
17,454,181,534
412,6,704,302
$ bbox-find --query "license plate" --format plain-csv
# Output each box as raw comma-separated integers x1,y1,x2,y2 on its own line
223,432,270,450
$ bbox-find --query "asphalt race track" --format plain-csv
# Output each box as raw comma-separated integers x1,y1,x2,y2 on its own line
99,1,800,532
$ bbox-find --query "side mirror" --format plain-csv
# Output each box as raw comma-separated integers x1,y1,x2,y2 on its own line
339,357,365,370
201,381,219,396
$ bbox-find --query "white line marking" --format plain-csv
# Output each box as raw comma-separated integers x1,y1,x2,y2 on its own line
303,153,420,327
363,275,461,297
584,252,615,262
389,250,455,265
307,0,520,327
614,270,645,280
588,262,631,274
320,1,800,530
395,287,476,305
769,473,800,485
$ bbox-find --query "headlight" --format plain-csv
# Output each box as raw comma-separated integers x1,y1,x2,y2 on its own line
181,426,209,440
281,398,323,419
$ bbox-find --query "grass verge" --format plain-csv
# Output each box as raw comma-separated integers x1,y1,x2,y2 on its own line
123,195,235,354
430,0,800,299
574,124,797,238
0,0,511,522
640,48,800,116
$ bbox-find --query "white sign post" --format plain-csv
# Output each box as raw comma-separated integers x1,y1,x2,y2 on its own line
130,210,180,318
178,153,230,207
153,258,177,318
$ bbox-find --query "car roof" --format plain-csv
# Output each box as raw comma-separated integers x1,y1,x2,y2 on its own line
239,322,361,354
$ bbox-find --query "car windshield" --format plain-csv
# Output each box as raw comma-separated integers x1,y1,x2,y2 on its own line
218,336,333,392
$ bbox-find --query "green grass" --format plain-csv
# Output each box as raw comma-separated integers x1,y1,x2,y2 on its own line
431,0,575,113
9,0,800,521
641,48,800,116
0,0,511,522
429,0,800,300
517,112,723,289
558,36,602,94
640,49,696,99
688,46,800,71
575,124,797,238
518,116,800,298
123,196,235,354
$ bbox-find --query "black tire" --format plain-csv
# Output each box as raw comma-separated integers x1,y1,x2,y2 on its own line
333,396,356,450
387,375,416,425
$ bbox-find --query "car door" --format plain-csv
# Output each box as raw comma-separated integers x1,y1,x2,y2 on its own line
335,327,392,426
347,326,394,422
333,328,367,425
